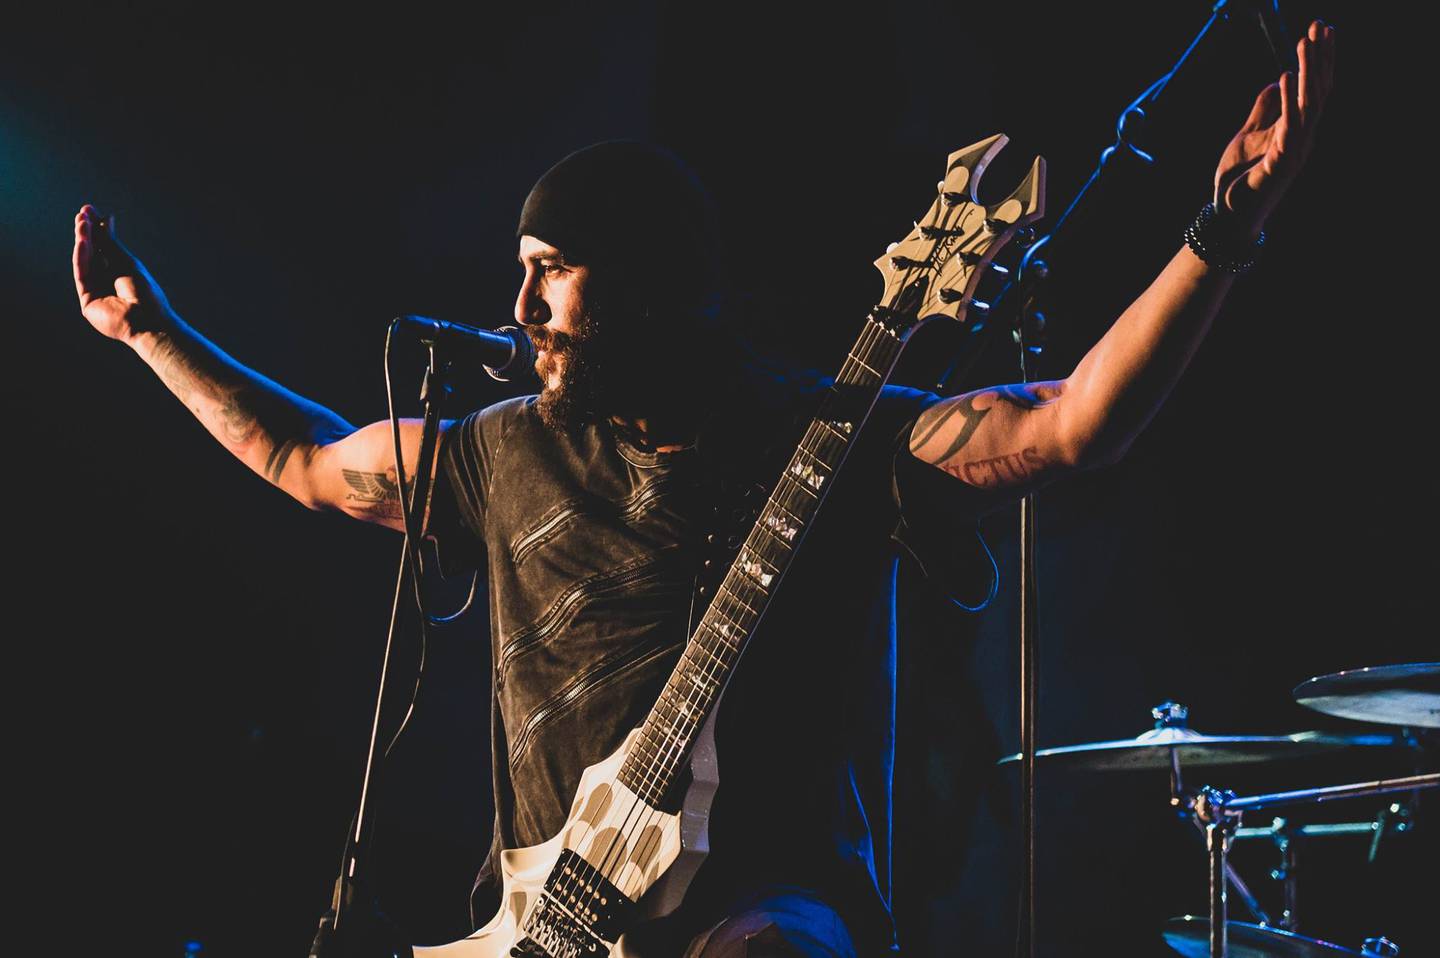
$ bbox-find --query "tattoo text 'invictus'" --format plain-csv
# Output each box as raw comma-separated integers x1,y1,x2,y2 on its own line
938,447,1047,487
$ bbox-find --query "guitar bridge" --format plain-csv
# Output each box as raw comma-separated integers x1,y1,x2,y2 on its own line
513,849,637,957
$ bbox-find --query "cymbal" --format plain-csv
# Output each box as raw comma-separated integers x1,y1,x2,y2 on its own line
996,726,1403,772
1294,663,1440,729
1163,917,1366,957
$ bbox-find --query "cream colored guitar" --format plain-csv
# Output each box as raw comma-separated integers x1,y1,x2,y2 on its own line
415,135,1044,958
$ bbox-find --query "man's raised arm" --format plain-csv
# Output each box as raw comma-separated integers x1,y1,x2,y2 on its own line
72,204,438,531
909,20,1334,510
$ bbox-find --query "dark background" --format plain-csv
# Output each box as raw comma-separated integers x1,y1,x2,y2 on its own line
3,2,1434,955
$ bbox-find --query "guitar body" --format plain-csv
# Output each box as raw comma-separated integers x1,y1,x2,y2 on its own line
415,717,720,958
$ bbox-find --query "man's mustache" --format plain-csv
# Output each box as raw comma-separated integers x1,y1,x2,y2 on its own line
526,327,580,354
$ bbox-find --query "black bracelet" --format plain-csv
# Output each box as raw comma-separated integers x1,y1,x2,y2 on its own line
1183,201,1265,274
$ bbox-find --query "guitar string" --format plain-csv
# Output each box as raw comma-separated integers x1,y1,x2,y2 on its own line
536,195,973,945
554,242,938,934
573,394,852,900
571,416,863,926
603,327,895,901
560,330,883,917
621,314,891,809
611,300,939,927
579,316,896,911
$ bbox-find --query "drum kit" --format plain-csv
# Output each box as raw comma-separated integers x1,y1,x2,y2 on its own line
998,663,1440,957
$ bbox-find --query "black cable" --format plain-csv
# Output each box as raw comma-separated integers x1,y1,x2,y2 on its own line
382,325,434,763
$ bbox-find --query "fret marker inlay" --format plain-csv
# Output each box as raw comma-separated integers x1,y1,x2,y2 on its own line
789,460,826,491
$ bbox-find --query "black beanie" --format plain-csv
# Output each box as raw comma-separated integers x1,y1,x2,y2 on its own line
516,140,721,314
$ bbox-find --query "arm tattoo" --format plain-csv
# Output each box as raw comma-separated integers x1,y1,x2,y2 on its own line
911,393,989,462
218,391,259,445
153,335,203,406
342,468,404,519
152,334,259,446
937,447,1048,488
911,385,1046,462
265,439,300,484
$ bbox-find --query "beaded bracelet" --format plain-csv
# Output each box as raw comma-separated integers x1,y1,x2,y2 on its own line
1183,201,1266,274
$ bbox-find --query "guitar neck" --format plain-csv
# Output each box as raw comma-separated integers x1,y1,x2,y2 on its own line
618,310,910,805
614,134,1045,807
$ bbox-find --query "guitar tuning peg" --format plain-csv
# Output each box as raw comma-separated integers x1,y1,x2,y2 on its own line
988,262,1011,276
937,288,965,304
936,180,945,193
970,299,991,315
886,241,899,253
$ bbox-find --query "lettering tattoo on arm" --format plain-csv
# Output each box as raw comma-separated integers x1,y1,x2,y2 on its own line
342,467,403,520
937,447,1049,488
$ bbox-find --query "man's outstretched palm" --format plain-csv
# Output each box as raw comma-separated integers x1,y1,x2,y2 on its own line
1215,20,1336,232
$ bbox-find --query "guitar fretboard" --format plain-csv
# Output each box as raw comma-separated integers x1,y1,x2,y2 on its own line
617,312,910,806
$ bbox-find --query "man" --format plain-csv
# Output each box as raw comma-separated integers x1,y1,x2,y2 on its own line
71,22,1334,956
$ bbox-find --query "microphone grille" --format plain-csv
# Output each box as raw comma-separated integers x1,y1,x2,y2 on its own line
484,325,536,383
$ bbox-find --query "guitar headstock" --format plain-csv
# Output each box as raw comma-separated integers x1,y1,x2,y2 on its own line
873,134,1045,333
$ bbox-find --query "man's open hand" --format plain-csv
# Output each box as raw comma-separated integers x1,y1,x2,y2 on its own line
1214,19,1336,235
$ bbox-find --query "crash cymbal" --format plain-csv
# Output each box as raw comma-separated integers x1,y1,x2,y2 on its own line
1162,917,1376,957
996,726,1402,772
1295,663,1440,729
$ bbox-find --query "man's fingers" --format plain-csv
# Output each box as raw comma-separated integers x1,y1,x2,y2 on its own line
1319,25,1336,109
1297,36,1314,120
73,208,100,306
1277,70,1296,150
1241,80,1282,134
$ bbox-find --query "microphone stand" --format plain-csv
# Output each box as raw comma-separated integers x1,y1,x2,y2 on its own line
310,324,455,958
930,5,1275,956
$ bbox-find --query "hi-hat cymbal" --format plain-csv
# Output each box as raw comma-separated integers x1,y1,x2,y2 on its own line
1163,917,1369,957
1294,663,1440,729
996,726,1402,772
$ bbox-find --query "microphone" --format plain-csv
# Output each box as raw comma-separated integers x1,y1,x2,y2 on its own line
392,315,536,382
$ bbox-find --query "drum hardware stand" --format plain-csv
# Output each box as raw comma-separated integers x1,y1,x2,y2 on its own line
1227,802,1417,933
1191,774,1440,958
1153,702,1274,928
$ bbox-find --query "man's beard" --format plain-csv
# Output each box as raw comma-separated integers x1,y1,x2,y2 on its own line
529,308,605,431
528,297,708,434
